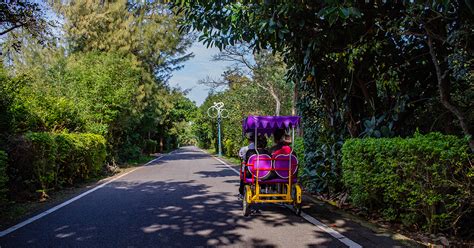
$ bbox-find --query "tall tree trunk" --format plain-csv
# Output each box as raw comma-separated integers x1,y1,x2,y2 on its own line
256,82,281,116
292,80,298,115
427,36,474,151
268,86,281,116
160,136,164,153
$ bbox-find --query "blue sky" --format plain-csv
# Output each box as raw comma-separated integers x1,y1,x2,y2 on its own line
169,42,234,106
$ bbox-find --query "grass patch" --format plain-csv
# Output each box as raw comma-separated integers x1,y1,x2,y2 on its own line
125,154,155,166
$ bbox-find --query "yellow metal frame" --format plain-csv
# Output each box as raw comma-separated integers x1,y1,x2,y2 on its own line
243,119,301,212
246,164,302,204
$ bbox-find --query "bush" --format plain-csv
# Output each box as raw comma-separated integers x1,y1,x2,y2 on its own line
224,139,238,157
143,139,158,154
342,132,473,234
55,133,106,185
119,144,141,162
9,132,106,196
24,132,58,193
292,137,305,177
0,150,8,206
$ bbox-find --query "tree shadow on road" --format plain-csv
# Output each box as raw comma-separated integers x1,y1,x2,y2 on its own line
2,157,340,247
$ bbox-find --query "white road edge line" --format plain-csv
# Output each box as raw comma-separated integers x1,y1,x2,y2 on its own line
300,211,362,248
0,155,165,237
200,148,362,248
214,157,240,174
144,155,163,166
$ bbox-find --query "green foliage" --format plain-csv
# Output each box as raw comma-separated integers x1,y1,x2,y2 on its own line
158,89,197,151
55,133,106,185
224,139,236,157
194,51,295,157
2,52,195,162
0,65,16,146
0,2,196,205
0,0,51,52
342,133,473,234
9,132,106,195
0,150,8,206
2,1,196,163
178,0,474,196
56,0,192,79
24,132,57,192
193,110,212,149
143,139,158,154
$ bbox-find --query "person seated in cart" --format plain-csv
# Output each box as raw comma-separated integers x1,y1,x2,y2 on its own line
270,129,294,156
245,135,269,160
238,134,269,197
238,133,255,162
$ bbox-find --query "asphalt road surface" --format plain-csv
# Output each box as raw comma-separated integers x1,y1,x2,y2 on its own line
0,146,406,248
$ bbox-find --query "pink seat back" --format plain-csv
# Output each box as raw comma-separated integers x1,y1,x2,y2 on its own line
247,154,272,179
273,154,298,179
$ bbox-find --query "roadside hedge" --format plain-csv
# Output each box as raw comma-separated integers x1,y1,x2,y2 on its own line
55,133,106,185
8,132,106,196
0,150,8,206
342,132,473,234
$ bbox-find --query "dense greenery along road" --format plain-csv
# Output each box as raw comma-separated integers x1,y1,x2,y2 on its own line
0,147,408,248
1,2,471,245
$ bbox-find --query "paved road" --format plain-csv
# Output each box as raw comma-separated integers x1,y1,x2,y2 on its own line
0,146,405,247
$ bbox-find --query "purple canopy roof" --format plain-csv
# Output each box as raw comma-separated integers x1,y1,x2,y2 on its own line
242,115,301,135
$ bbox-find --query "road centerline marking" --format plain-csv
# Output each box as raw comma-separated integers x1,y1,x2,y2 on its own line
199,148,362,248
0,155,167,237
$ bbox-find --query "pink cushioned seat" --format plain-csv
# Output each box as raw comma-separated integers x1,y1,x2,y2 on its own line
273,154,298,179
247,154,272,180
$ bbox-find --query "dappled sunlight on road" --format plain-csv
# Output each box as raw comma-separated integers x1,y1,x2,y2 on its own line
1,147,352,247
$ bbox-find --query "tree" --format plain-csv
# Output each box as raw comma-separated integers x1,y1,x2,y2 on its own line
404,4,474,150
0,0,51,53
212,44,291,116
176,0,474,195
55,0,193,80
194,62,294,157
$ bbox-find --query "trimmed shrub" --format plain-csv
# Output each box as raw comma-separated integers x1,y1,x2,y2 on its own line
55,133,106,185
0,150,8,206
9,132,106,195
342,132,473,234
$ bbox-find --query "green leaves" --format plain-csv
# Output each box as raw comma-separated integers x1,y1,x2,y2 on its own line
317,5,362,26
342,133,472,233
58,0,192,79
10,132,107,193
193,51,293,155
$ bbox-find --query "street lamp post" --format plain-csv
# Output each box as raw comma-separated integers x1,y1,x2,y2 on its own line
207,102,228,157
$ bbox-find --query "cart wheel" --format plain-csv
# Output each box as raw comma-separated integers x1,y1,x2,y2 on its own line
243,185,252,216
291,184,302,216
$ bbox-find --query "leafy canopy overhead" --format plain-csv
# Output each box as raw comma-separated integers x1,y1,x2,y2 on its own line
0,0,52,53
178,0,474,195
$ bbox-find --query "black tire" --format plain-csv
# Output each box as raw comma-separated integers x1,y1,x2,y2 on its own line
243,187,250,216
291,184,302,216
